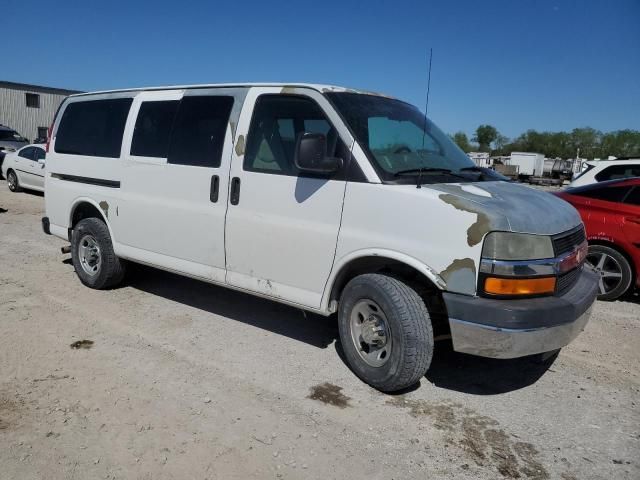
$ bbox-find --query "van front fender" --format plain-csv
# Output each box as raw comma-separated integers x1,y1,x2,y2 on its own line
321,249,446,313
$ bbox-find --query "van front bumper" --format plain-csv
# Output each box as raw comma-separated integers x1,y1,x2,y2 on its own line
442,267,598,359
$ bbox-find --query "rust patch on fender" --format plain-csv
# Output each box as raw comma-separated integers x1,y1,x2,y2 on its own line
98,201,109,219
235,135,245,156
439,193,491,246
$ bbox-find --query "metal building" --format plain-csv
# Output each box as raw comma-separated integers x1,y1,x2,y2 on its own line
0,80,82,142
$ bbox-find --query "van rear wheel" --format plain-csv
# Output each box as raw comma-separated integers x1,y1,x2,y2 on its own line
71,217,125,289
338,274,433,392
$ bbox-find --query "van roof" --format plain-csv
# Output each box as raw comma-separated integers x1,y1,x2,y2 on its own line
69,83,394,98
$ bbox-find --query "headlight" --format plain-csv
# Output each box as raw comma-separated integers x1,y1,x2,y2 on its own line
480,232,556,297
481,232,554,261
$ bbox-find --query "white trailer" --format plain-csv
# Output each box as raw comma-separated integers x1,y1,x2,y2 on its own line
509,152,545,177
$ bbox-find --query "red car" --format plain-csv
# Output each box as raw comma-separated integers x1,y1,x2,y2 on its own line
555,178,640,300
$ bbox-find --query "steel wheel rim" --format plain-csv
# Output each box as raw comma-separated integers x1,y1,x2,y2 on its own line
7,172,16,190
349,299,392,367
78,234,102,277
586,251,623,295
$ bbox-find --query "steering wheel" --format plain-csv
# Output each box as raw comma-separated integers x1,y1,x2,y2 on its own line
394,146,412,154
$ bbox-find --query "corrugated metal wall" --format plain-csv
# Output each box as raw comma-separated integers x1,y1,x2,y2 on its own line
0,87,69,141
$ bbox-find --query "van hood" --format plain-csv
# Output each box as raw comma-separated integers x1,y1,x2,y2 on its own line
425,181,581,237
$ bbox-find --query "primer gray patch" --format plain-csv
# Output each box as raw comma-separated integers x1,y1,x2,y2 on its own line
441,258,477,295
439,194,492,247
235,135,245,156
98,201,109,219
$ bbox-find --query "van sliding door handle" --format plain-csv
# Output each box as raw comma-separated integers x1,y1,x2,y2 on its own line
210,175,220,203
230,177,241,205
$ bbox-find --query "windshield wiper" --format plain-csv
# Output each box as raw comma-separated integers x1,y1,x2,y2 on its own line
394,167,454,176
394,167,466,188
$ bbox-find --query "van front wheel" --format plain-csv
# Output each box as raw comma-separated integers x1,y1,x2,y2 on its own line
338,274,433,392
71,218,125,289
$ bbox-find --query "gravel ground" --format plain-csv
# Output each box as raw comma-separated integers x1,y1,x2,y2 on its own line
0,182,638,480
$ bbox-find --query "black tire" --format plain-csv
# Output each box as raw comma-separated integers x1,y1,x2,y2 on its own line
586,244,633,301
7,170,21,192
338,274,434,392
71,217,125,289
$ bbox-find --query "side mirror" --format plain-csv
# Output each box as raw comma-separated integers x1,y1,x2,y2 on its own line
294,133,342,175
38,158,46,165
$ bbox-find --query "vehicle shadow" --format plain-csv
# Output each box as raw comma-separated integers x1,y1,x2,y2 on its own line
125,265,338,349
425,341,556,395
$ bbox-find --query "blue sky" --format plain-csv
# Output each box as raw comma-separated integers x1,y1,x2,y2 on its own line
4,0,639,139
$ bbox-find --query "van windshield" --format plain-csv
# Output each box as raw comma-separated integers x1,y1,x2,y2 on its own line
326,92,477,183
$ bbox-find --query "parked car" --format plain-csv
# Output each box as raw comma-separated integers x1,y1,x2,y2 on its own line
570,158,640,187
0,125,29,152
555,178,640,300
42,83,598,392
1,144,47,193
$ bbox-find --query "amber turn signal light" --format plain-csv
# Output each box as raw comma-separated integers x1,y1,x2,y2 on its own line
484,276,556,296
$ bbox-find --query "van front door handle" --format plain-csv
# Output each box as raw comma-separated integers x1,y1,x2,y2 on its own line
210,175,219,203
230,177,241,205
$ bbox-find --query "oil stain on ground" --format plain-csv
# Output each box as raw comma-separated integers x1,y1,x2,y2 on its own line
0,395,21,432
388,397,549,480
70,339,94,349
307,383,351,408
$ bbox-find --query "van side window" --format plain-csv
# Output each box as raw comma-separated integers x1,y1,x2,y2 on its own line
55,98,132,158
168,96,234,168
244,95,339,175
131,101,179,158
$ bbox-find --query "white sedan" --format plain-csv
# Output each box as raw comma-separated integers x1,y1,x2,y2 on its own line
1,144,46,193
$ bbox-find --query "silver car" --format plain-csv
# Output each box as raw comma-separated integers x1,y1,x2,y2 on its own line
0,125,29,152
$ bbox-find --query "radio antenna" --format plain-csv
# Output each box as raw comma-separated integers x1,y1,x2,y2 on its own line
421,48,433,154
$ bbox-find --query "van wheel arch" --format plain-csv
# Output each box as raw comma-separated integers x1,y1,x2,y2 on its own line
69,201,109,241
329,256,450,337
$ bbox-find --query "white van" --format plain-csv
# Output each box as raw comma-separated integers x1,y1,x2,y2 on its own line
42,84,598,392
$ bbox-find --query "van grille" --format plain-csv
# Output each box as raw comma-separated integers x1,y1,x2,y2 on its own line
552,226,586,256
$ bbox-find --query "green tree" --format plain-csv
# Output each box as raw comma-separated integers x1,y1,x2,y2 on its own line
473,125,498,152
492,134,510,155
570,127,601,159
451,132,472,152
599,130,640,158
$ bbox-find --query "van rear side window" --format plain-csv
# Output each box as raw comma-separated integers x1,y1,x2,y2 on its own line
55,98,133,158
168,96,234,168
131,101,179,158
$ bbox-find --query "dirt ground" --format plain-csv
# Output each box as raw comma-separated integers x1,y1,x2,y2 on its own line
0,182,638,480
